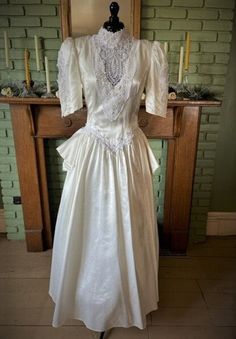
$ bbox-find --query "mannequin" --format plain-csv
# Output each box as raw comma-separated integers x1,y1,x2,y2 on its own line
98,3,123,337
97,5,124,338
103,2,124,33
51,0,168,335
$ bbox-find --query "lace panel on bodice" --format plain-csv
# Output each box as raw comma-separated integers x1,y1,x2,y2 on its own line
91,27,136,121
79,123,138,153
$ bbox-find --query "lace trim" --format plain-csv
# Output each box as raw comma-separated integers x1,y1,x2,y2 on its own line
79,123,137,153
91,27,136,121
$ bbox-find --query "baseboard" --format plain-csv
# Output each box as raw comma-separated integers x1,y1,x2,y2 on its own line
207,212,236,235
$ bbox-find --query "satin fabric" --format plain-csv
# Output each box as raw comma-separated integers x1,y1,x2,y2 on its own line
49,27,168,331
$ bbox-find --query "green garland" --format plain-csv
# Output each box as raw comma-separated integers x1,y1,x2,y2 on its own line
169,84,219,101
0,80,58,98
1,80,219,101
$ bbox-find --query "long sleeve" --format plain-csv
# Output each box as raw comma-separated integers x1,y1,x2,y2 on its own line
145,41,169,118
56,37,83,117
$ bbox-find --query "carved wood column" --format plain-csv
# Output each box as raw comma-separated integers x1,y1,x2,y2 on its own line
164,106,201,252
10,104,47,251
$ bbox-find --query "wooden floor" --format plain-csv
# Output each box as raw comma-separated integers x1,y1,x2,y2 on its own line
0,234,236,339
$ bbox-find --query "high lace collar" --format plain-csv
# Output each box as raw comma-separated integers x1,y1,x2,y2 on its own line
95,26,131,48
91,26,136,121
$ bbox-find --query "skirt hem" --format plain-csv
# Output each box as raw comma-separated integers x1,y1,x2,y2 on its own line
49,290,159,332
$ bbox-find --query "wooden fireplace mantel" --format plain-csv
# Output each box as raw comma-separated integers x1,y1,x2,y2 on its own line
0,97,221,253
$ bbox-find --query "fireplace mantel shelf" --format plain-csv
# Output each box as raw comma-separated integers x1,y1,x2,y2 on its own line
1,96,221,253
0,96,221,107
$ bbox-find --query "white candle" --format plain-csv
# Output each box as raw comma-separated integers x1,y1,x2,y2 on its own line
178,46,184,84
4,31,10,68
164,41,168,55
34,35,40,71
44,56,51,93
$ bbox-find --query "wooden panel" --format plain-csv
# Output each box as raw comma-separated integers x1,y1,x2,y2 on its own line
60,0,71,40
138,107,174,138
35,105,176,139
0,96,222,107
35,138,52,249
163,139,175,248
34,105,87,138
0,97,60,105
169,106,201,253
133,0,141,38
10,104,44,252
60,0,141,39
171,232,189,253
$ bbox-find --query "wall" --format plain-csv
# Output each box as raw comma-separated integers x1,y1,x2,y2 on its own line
211,8,236,212
0,0,235,242
141,0,235,241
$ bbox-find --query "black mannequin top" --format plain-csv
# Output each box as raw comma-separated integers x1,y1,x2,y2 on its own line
103,2,124,33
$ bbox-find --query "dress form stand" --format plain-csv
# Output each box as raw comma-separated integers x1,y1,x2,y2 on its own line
94,4,124,339
103,1,124,33
99,330,105,339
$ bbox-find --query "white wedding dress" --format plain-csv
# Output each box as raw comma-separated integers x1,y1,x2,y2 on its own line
48,26,168,332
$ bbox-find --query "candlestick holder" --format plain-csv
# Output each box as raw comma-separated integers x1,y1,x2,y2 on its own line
183,69,189,85
175,82,185,94
41,91,56,98
20,80,38,97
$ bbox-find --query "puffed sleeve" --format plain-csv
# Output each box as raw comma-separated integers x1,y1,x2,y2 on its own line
145,41,169,117
56,37,83,117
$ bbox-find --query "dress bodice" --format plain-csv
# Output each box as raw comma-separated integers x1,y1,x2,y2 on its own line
56,27,168,153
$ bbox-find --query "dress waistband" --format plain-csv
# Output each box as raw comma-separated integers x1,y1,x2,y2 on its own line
79,123,140,153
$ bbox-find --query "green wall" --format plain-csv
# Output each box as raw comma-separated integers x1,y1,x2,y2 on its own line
0,0,235,242
211,9,236,212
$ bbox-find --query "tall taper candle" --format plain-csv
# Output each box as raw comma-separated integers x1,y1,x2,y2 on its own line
164,42,168,55
34,35,40,71
4,31,10,68
178,46,184,83
24,48,31,91
44,56,51,93
184,32,191,70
